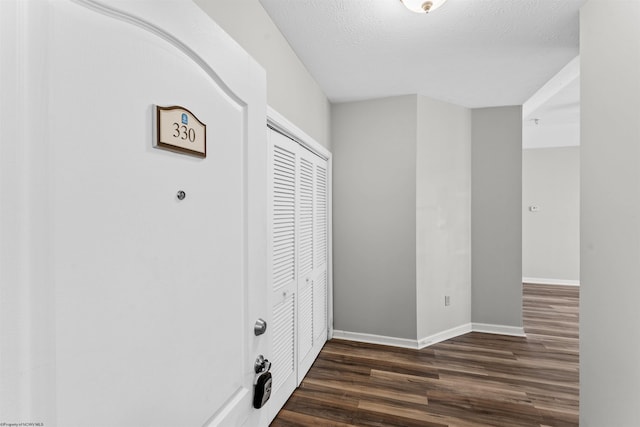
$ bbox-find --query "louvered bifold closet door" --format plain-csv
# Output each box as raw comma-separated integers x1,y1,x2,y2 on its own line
297,148,329,380
297,154,315,377
268,126,330,407
313,160,328,345
268,130,299,415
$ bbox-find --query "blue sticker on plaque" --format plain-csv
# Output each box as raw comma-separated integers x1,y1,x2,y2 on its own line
181,113,188,125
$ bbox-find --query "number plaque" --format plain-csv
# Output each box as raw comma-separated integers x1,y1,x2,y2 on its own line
155,105,206,158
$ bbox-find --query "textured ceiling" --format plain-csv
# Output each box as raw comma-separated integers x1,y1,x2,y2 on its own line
259,0,585,108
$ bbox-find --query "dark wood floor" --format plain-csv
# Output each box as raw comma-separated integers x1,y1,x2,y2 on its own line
271,284,579,426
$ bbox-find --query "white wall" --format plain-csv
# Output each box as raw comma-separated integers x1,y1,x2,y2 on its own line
471,106,523,331
523,122,580,149
416,96,471,339
523,147,580,282
331,96,418,340
332,95,473,344
194,0,331,150
580,1,640,425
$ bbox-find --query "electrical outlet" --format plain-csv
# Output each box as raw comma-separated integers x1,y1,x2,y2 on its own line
445,295,451,306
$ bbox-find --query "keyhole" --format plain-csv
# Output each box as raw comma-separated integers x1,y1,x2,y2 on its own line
176,190,186,200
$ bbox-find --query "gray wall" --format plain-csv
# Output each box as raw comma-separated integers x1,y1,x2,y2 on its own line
332,96,418,339
194,0,331,150
416,96,472,339
522,147,580,282
471,107,523,328
580,1,640,425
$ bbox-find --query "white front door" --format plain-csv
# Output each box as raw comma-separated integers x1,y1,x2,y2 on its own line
43,1,268,426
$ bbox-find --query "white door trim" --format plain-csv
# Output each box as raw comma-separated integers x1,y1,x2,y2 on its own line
267,107,331,161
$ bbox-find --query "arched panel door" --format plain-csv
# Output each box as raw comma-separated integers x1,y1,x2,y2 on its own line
46,1,268,426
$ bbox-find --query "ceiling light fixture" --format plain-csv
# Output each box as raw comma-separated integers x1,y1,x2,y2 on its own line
400,0,449,13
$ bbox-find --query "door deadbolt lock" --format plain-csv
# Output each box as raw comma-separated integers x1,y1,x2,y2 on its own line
254,318,267,336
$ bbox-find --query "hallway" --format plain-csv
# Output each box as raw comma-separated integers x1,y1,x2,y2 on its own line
272,284,579,426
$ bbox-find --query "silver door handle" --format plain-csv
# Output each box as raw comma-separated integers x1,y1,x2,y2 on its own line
254,318,267,336
254,354,271,373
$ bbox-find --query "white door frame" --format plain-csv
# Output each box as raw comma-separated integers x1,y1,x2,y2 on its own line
266,107,334,341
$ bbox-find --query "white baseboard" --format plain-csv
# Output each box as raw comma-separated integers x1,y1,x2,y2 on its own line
332,322,526,350
471,323,526,337
417,323,472,349
331,330,419,349
523,277,580,286
333,323,473,350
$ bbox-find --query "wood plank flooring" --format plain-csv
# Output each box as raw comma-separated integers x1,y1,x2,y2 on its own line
271,284,579,426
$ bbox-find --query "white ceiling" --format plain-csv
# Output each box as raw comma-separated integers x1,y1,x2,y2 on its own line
259,0,585,109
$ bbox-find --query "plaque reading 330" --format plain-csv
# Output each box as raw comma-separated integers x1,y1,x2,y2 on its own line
155,105,207,157
172,122,197,143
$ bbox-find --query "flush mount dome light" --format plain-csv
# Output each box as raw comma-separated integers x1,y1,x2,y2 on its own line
400,0,449,13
